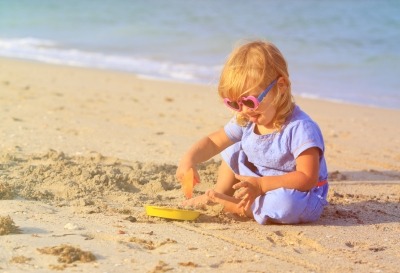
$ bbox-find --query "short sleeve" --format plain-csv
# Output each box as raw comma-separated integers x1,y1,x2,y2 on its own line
224,117,244,143
289,120,325,158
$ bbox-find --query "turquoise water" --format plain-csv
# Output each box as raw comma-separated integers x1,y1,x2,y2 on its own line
0,0,399,109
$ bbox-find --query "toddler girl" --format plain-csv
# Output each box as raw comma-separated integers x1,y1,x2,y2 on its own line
176,40,328,224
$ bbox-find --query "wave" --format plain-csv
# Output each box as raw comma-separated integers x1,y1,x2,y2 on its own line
0,37,220,84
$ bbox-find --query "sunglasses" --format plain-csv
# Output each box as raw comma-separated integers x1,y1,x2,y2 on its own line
223,79,278,112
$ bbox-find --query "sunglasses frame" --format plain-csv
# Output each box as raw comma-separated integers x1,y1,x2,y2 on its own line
223,79,278,112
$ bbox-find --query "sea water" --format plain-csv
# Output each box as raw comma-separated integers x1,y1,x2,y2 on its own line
0,0,399,109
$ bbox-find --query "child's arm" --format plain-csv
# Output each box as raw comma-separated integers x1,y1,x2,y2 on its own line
176,128,234,182
260,147,320,192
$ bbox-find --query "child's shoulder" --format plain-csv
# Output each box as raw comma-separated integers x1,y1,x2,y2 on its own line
284,105,319,131
287,105,309,122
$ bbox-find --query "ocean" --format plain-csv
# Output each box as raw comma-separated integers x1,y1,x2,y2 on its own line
0,0,399,109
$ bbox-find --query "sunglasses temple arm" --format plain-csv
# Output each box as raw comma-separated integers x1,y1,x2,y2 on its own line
258,79,278,102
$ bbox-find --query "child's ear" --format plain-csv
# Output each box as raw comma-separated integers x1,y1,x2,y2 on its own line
277,77,288,92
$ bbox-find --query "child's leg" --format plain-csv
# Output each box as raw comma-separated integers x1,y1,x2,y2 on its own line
181,160,238,207
252,186,329,224
213,160,238,196
206,185,328,223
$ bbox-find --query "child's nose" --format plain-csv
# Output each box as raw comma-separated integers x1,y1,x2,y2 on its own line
241,105,252,113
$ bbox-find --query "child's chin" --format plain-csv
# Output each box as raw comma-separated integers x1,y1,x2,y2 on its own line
249,115,260,123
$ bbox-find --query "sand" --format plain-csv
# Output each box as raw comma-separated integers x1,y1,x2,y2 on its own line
0,57,399,272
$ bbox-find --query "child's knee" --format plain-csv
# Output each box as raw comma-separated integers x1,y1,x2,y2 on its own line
268,189,307,223
252,188,310,224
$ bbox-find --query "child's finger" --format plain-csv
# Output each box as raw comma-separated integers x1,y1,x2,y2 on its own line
193,169,200,184
234,173,247,181
244,199,252,211
238,198,251,212
232,180,249,190
237,193,250,207
233,188,243,198
234,186,249,199
237,198,246,208
175,172,182,182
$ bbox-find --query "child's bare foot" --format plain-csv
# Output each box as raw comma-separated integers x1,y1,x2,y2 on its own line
181,194,210,208
206,189,251,217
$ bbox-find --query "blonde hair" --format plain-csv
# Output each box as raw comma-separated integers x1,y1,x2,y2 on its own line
218,40,295,130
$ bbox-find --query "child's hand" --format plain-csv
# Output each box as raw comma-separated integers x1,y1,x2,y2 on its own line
233,174,263,211
176,164,200,198
182,168,200,198
176,165,200,185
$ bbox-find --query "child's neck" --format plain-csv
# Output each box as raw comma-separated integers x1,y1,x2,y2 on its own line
254,124,276,135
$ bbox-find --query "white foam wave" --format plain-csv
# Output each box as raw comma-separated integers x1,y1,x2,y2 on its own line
0,37,219,84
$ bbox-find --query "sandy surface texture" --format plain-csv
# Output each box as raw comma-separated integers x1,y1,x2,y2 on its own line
1,58,399,272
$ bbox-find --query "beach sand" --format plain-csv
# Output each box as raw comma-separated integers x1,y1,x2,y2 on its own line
0,57,399,272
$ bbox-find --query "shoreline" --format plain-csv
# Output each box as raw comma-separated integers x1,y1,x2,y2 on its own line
2,56,399,111
1,56,399,272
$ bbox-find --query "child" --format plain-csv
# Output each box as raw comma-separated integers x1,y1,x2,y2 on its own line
176,40,328,225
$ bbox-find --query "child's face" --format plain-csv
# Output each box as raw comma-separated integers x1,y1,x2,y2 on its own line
242,92,277,127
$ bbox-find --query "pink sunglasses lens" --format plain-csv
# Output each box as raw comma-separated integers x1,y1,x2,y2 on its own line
241,97,258,109
224,99,241,110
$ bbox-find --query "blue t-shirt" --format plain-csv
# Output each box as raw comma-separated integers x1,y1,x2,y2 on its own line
222,105,328,182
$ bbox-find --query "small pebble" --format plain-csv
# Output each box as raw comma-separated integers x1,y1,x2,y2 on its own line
124,216,137,223
64,223,82,230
